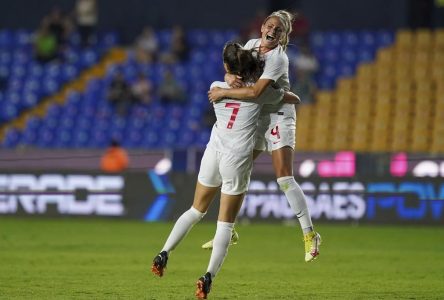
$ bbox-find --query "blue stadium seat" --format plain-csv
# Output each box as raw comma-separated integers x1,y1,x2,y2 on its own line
324,31,342,49
0,30,13,48
342,31,359,47
310,31,325,50
188,30,210,48
376,30,394,47
157,30,172,50
2,128,21,148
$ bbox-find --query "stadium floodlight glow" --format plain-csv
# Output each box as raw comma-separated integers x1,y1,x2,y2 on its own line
413,161,440,177
154,157,172,175
299,159,316,177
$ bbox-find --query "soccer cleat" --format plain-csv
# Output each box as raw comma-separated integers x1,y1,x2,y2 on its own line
195,272,212,299
201,228,239,250
304,231,322,262
151,251,168,277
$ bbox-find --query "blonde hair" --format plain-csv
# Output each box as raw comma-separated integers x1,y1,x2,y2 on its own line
263,10,294,51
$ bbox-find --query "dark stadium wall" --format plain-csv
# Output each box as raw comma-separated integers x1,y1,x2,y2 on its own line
300,0,409,30
1,0,410,43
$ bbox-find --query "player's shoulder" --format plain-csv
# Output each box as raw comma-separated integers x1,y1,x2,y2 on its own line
266,46,289,65
244,39,260,50
210,81,230,89
270,45,288,59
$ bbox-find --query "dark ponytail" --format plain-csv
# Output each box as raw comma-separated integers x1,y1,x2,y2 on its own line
223,42,265,83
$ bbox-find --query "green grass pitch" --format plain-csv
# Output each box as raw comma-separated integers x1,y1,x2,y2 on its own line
1,218,443,299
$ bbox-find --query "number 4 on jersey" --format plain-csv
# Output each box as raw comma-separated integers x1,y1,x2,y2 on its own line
225,103,240,129
271,126,280,139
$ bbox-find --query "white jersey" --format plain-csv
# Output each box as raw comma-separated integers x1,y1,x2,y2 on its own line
244,39,294,115
207,81,283,156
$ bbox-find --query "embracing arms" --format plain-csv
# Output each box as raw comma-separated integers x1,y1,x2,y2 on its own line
208,73,300,104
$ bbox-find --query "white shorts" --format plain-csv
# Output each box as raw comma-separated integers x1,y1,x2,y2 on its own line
197,147,253,195
254,110,296,153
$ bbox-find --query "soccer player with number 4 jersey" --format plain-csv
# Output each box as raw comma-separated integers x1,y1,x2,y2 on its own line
151,42,299,299
207,10,322,263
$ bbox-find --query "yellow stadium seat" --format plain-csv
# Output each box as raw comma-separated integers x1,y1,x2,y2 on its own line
335,91,353,106
410,134,430,152
357,64,375,80
356,82,373,97
331,135,350,151
413,103,433,121
316,91,333,107
432,51,444,64
436,81,444,93
394,65,412,81
432,66,444,81
395,51,412,63
392,109,412,134
434,29,444,49
377,47,394,64
370,131,390,152
295,105,313,150
331,113,352,150
375,76,392,90
394,97,412,113
434,99,444,117
430,124,444,153
375,93,392,107
352,135,370,151
413,51,430,64
396,29,413,48
430,139,444,153
311,116,332,151
413,65,429,81
391,133,410,152
415,29,432,49
374,110,392,127
337,78,354,92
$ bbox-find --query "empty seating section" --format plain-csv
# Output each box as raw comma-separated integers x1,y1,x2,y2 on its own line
0,29,118,147
310,30,394,90
299,29,444,153
1,29,235,149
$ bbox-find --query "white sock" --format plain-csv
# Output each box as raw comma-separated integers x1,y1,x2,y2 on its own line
277,176,313,233
206,221,234,278
161,207,206,253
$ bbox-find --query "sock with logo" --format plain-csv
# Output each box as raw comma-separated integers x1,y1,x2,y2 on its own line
277,176,313,233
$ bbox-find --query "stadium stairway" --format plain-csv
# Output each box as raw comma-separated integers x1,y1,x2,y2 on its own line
0,48,127,143
297,28,444,154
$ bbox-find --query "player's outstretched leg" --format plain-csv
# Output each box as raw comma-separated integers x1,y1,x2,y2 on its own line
195,272,212,299
151,251,168,277
201,227,239,250
304,232,322,262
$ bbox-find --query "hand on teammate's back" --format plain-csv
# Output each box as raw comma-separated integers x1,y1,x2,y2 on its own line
208,87,225,102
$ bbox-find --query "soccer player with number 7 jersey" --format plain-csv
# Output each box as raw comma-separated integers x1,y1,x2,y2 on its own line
151,42,299,299
207,10,322,263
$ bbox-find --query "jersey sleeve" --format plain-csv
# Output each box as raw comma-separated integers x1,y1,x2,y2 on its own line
210,81,230,89
260,53,288,82
243,39,257,50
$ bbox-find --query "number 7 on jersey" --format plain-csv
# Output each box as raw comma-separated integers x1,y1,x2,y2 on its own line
225,103,240,129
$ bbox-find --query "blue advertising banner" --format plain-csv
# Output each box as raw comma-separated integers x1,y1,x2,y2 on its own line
1,171,443,224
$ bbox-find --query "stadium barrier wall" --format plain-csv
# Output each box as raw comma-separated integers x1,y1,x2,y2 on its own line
1,170,443,225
